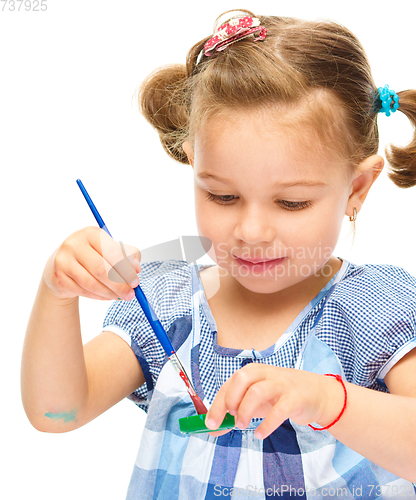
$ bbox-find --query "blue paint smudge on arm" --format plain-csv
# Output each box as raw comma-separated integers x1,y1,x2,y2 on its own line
45,410,78,423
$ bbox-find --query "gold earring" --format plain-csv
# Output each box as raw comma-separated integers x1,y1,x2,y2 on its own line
349,207,357,222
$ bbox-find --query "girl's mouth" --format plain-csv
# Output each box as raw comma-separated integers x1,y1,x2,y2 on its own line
233,255,286,272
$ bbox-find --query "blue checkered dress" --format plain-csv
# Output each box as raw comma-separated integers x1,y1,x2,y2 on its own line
102,258,416,499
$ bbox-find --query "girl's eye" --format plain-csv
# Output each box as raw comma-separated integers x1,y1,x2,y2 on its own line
205,193,312,211
206,193,237,204
278,200,312,211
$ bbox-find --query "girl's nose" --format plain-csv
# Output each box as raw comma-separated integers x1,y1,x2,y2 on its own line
233,205,275,244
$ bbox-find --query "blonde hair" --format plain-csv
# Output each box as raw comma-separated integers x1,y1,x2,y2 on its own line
137,9,416,187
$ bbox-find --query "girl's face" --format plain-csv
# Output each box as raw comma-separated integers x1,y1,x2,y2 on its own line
183,108,376,302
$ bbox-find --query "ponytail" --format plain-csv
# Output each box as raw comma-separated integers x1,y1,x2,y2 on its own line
385,89,416,188
137,64,190,164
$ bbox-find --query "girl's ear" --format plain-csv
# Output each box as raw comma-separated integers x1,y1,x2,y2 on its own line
182,141,195,168
346,155,384,218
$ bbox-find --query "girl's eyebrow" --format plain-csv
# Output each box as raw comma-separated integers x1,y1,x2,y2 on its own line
196,172,327,188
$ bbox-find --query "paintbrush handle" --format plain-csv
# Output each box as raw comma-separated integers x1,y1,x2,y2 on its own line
133,286,175,356
76,179,112,237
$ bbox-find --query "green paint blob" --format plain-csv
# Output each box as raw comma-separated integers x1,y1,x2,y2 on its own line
45,410,78,423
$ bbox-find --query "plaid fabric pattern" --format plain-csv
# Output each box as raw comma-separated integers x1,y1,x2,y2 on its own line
102,258,416,499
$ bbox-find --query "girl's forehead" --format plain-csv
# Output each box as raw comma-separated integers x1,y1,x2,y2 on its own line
198,110,346,167
192,89,352,162
192,105,354,186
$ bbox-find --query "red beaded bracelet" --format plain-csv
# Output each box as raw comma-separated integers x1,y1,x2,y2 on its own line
308,374,348,431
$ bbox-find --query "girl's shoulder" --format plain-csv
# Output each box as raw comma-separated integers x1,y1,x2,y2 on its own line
316,261,416,391
341,260,416,289
330,259,416,314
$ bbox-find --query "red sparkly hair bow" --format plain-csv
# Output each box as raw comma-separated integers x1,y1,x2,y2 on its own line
203,15,267,57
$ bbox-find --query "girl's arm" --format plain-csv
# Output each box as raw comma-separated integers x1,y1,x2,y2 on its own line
322,356,416,482
21,227,144,432
205,351,416,482
21,280,89,431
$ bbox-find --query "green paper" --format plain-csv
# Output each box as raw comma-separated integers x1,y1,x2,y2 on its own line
179,412,235,434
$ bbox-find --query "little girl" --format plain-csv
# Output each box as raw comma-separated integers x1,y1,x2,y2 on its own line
22,9,416,499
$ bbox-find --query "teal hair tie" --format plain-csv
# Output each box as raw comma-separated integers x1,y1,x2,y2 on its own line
378,85,399,117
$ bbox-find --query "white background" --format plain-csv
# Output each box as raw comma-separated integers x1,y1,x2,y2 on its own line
1,0,415,498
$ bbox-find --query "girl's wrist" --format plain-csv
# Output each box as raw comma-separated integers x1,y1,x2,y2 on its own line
39,275,79,306
313,374,347,429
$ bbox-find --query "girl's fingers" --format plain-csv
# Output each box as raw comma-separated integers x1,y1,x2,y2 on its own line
205,365,262,429
57,269,118,301
106,242,141,286
205,381,232,429
206,365,323,439
221,364,268,415
69,249,133,300
233,380,277,429
47,227,141,301
254,396,298,440
90,229,141,288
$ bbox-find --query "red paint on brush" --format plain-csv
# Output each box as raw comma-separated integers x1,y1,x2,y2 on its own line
179,369,208,414
190,394,208,415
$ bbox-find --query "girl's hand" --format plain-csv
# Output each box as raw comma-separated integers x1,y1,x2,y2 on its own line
43,226,141,301
205,364,341,439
